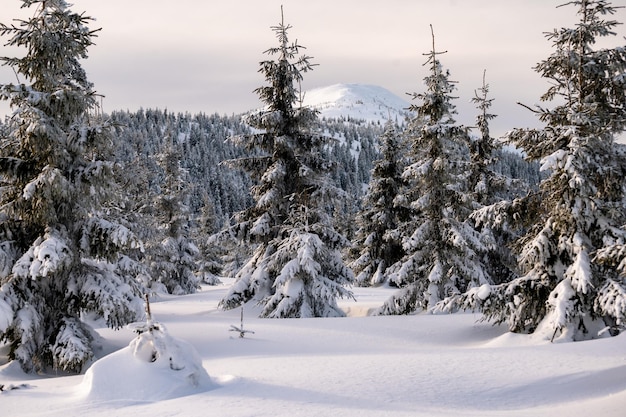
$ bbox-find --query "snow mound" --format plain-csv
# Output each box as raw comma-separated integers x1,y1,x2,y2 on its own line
302,83,410,124
78,320,214,402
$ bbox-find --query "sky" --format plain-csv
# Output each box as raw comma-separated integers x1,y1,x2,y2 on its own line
1,0,626,138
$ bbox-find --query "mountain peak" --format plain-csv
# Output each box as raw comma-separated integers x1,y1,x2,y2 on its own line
302,83,410,124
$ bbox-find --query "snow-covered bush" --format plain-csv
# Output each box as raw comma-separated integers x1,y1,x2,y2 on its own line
80,318,212,401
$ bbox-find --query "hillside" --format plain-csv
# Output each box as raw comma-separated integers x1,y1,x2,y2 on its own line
302,83,411,124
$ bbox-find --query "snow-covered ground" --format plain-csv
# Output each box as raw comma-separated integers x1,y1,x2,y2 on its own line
1,280,625,417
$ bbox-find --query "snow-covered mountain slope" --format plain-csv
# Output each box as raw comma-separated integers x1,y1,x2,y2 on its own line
302,83,411,124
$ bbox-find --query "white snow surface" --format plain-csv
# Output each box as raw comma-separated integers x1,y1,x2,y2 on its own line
1,280,625,416
303,83,411,124
79,320,213,402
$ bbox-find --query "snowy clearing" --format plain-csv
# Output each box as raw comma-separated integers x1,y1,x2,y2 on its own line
1,280,625,417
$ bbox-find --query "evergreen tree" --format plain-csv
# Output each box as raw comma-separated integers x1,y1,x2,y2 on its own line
349,120,407,286
193,190,223,286
219,9,353,317
468,72,537,203
468,72,518,285
468,71,500,207
436,73,526,315
0,0,143,372
465,0,626,340
149,134,199,295
377,28,491,315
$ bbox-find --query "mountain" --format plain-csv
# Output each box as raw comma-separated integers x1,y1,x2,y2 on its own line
302,83,411,124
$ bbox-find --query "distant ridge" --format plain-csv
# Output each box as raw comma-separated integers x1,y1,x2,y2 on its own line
302,83,411,124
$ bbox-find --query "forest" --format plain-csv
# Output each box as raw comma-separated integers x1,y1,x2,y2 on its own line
0,0,625,377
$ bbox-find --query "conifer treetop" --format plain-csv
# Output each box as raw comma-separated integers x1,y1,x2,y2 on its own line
254,6,316,127
1,0,101,96
407,25,458,124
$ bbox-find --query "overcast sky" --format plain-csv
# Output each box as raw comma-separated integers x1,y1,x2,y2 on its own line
1,0,626,137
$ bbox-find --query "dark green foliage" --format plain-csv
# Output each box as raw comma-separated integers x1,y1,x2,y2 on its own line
458,0,626,340
467,72,520,286
0,0,143,372
146,134,200,295
377,28,493,315
218,9,353,317
349,120,408,286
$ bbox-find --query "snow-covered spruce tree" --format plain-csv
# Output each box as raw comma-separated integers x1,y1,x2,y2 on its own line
468,72,534,204
219,9,353,318
463,0,626,340
468,72,518,285
0,0,144,372
193,190,222,286
436,73,527,314
150,134,199,295
377,28,491,315
468,71,502,207
349,120,408,286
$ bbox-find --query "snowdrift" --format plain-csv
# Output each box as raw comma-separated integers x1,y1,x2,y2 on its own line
78,320,214,402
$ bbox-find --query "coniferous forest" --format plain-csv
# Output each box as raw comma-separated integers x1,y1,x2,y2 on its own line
0,0,625,376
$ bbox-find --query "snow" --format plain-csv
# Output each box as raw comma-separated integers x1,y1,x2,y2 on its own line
477,283,491,300
79,320,213,402
303,83,410,125
0,296,11,333
13,232,71,279
1,281,626,416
